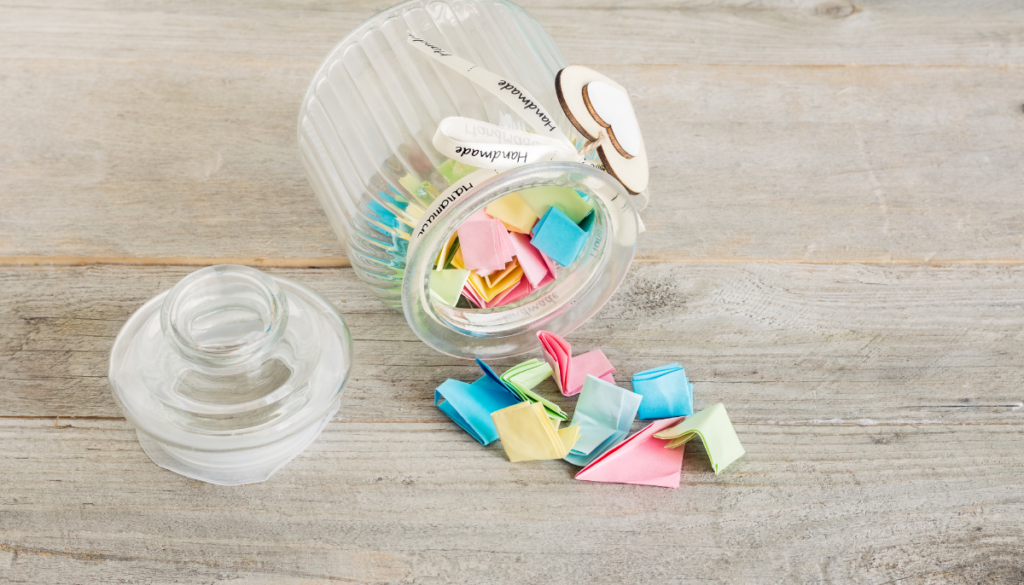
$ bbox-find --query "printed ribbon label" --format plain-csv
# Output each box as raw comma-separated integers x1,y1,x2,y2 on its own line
410,168,499,244
433,118,578,171
407,35,575,149
405,34,647,250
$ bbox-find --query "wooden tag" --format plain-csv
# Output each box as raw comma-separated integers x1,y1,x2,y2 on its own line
555,65,649,194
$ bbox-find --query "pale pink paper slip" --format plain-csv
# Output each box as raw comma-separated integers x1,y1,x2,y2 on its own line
509,232,553,287
575,417,685,488
458,220,507,273
537,330,615,396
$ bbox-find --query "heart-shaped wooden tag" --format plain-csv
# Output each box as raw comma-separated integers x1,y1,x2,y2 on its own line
556,65,648,194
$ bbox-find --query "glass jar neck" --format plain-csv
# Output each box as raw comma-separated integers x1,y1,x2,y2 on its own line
402,162,639,359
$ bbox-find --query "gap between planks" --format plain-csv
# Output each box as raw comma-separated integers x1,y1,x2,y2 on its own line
4,256,1024,268
2,415,1023,427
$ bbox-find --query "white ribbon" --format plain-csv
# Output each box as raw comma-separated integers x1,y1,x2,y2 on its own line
432,117,579,171
405,33,646,244
407,34,575,151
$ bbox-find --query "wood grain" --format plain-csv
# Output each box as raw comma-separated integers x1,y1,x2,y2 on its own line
3,0,1023,66
3,264,1023,424
3,3,1024,261
2,417,1022,584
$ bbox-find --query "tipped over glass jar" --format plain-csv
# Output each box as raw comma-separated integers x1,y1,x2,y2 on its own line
298,0,647,359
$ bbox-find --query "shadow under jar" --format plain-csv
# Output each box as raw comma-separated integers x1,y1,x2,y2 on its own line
298,0,642,359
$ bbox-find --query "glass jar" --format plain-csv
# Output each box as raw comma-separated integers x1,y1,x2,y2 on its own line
108,265,353,485
298,0,642,358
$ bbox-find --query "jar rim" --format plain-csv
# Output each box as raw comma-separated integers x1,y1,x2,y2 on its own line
401,161,638,359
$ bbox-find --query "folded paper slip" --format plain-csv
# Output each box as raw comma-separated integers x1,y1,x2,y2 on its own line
632,363,694,420
530,206,588,268
458,218,514,273
483,260,522,289
654,403,745,474
485,192,539,234
435,231,460,271
537,330,615,396
564,375,642,467
452,248,524,303
434,372,523,446
491,401,580,462
519,185,593,224
498,358,567,421
575,417,686,488
429,268,471,307
467,262,523,302
509,232,553,288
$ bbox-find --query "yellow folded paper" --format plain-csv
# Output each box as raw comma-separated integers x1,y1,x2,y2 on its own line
485,192,539,234
453,251,524,302
435,231,459,271
468,268,522,302
483,261,521,289
518,185,593,224
470,264,522,301
491,402,580,462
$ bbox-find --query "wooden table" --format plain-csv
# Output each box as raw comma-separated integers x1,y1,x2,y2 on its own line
3,1,1023,582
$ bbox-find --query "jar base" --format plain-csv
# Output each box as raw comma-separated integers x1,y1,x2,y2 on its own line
134,404,338,485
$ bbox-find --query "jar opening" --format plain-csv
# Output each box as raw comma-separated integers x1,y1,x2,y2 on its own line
427,186,609,330
402,162,638,359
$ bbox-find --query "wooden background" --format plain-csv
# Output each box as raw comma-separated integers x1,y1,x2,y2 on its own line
2,0,1023,583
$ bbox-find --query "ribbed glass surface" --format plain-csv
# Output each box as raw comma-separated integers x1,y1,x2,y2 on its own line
298,0,570,308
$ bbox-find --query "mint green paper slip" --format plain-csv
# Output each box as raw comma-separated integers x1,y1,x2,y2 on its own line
653,403,745,474
519,186,593,224
500,359,568,422
429,268,470,307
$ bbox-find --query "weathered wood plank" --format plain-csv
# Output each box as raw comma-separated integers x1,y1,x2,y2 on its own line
3,0,1024,66
3,1,1024,261
3,263,1023,423
3,61,1023,261
1,418,1022,584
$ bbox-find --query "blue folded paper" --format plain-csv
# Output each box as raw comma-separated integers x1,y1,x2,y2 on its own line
564,375,642,467
530,206,588,267
632,363,694,420
434,360,523,445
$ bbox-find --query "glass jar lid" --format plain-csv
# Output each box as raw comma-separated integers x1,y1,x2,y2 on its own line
108,265,353,485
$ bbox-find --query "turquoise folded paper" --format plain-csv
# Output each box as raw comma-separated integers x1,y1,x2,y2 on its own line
530,207,588,267
564,375,643,467
435,363,524,445
632,363,694,420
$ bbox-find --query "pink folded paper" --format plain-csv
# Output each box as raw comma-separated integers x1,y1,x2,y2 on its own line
461,281,488,308
463,273,554,309
468,209,491,222
575,417,686,488
458,219,514,273
540,249,558,279
497,226,515,264
537,330,615,396
509,232,554,288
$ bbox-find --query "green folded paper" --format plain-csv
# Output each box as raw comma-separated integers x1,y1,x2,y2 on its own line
519,185,593,224
429,268,470,307
499,359,568,422
653,403,745,474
